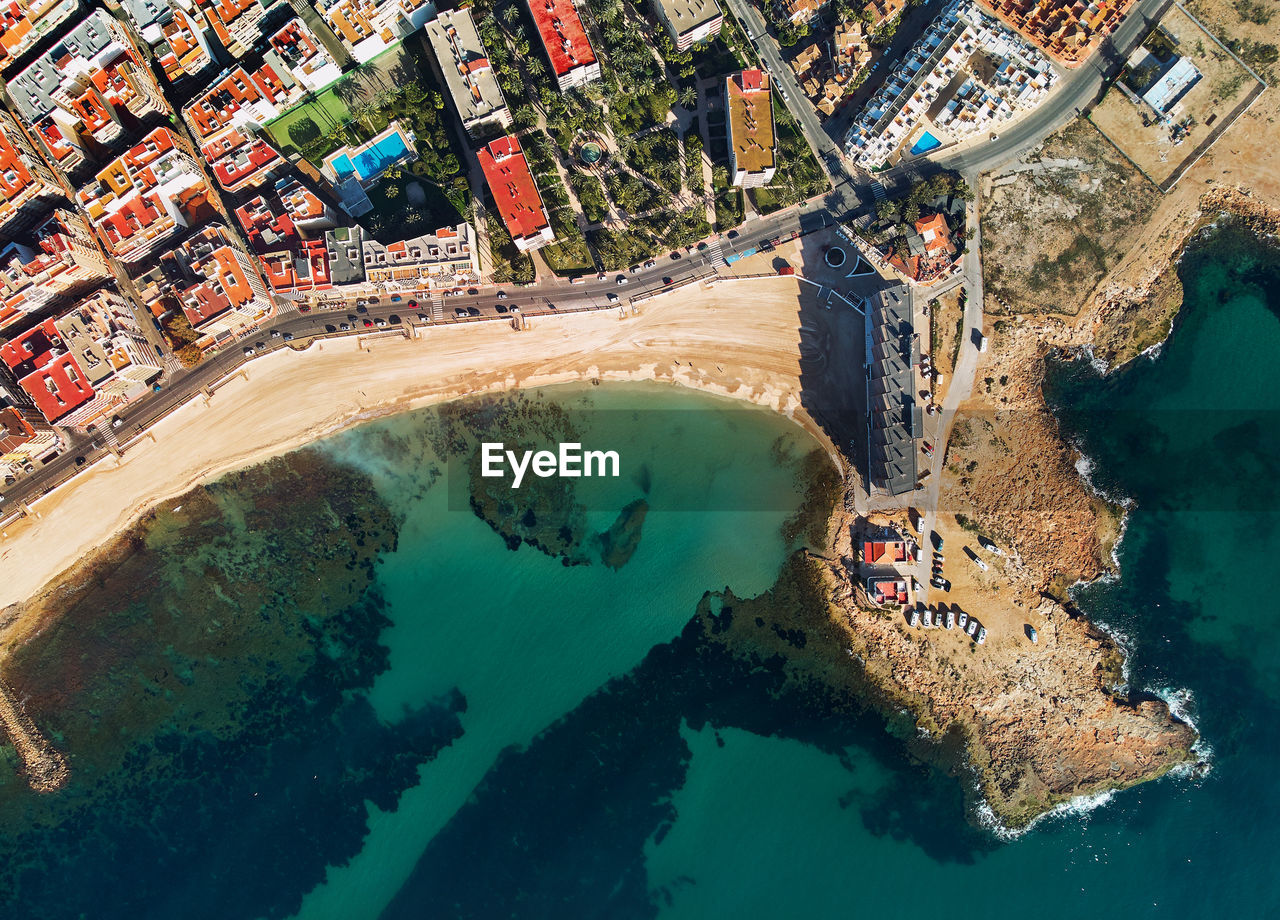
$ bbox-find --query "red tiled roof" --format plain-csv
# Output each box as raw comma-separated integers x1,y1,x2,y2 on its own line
0,320,94,423
477,135,550,243
527,0,596,77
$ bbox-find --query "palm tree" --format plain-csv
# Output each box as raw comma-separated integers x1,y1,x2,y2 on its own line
679,86,697,109
528,56,545,78
503,4,521,24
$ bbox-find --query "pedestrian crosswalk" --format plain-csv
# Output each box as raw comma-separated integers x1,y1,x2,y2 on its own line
705,238,725,265
429,292,443,322
870,181,887,202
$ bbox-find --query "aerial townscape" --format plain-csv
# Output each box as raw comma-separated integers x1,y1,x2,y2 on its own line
0,0,1277,909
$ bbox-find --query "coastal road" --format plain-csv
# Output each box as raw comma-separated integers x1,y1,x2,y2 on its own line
721,0,865,218
881,0,1173,190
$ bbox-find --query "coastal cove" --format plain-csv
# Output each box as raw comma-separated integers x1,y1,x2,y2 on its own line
0,223,1276,916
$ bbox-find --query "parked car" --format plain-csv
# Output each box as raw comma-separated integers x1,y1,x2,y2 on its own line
670,251,682,260
339,322,350,330
616,275,627,285
455,308,469,317
388,314,400,324
270,329,281,338
363,319,373,327
243,346,255,356
356,304,368,314
417,313,429,321
607,293,619,303
282,332,293,341
375,318,387,327
391,294,402,302
643,260,657,269
408,299,419,309
496,290,508,299
495,304,509,313
570,276,585,284
662,277,674,285
325,324,337,333
467,306,480,316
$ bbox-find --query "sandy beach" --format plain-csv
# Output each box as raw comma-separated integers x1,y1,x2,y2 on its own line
0,279,830,623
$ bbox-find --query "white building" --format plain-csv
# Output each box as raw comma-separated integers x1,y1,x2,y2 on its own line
652,0,723,51
315,0,436,62
844,0,1055,169
361,223,481,290
425,8,512,139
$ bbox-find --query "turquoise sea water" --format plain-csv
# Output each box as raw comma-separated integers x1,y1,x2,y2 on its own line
2,223,1279,917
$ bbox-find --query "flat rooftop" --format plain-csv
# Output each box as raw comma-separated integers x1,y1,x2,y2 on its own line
727,69,776,174
653,0,722,33
425,9,508,128
527,0,596,77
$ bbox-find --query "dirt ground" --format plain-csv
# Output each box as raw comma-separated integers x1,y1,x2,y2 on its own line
1090,5,1262,188
979,119,1161,316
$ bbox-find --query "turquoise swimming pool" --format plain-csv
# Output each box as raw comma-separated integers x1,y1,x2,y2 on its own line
329,129,412,181
909,131,942,156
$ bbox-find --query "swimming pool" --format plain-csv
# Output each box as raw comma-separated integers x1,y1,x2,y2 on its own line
909,131,942,156
327,127,412,182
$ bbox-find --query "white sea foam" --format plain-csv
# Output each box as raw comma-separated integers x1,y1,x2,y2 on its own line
974,788,1117,841
1154,686,1215,777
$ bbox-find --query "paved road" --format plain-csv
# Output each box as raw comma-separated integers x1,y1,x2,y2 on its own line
721,0,866,219
882,0,1172,189
3,0,1161,520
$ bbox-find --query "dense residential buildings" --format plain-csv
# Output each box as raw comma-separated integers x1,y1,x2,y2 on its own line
526,0,601,92
122,0,222,85
267,18,343,92
0,290,162,428
0,0,80,74
844,0,1055,169
201,127,286,192
0,113,65,237
726,69,777,188
169,224,275,339
425,9,512,140
477,134,554,253
887,211,959,283
651,0,723,51
76,127,213,266
314,0,435,62
0,209,112,331
236,178,337,296
182,64,295,141
0,404,61,481
362,224,480,289
790,20,873,116
979,0,1133,66
195,0,273,58
7,9,170,172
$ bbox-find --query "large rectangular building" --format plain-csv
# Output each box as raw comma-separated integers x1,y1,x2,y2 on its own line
362,223,480,289
726,69,776,188
0,112,64,238
425,9,512,139
0,208,111,332
477,135,555,253
526,0,600,92
652,0,722,51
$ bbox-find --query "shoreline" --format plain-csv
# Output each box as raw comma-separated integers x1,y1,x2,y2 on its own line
0,280,835,633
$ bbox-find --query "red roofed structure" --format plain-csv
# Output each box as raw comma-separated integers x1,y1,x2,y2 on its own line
478,135,554,252
525,0,601,91
863,540,909,564
0,319,94,424
0,111,64,237
202,129,284,192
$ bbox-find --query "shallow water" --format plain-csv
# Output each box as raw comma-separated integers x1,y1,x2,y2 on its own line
3,224,1280,916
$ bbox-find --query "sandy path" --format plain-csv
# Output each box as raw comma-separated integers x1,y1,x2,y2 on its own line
0,280,826,620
